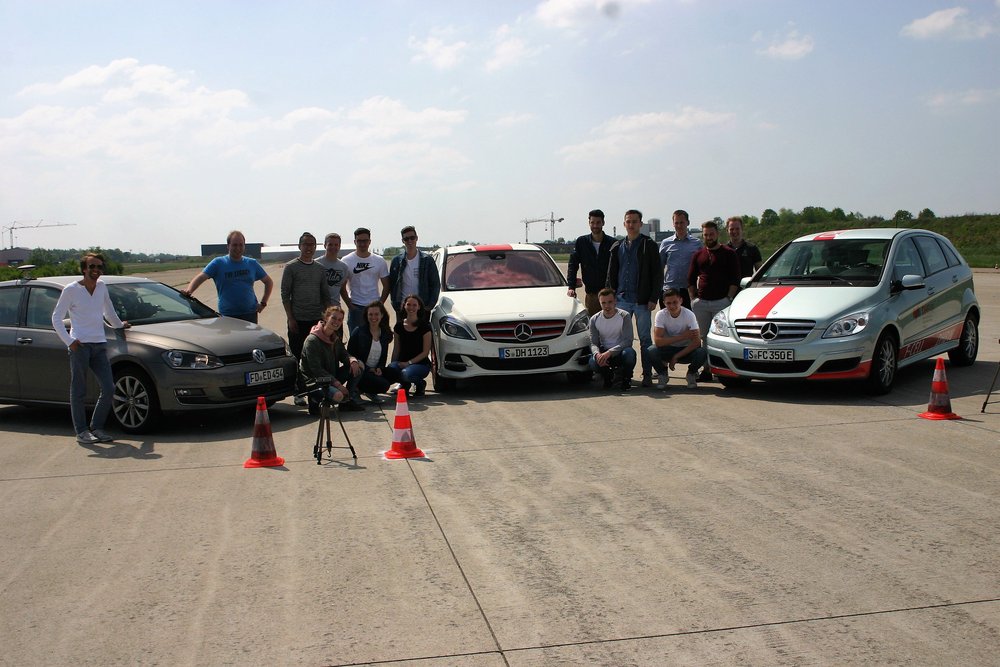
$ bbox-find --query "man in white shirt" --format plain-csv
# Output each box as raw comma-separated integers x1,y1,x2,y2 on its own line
50,253,130,444
341,227,389,333
588,288,637,392
647,288,707,389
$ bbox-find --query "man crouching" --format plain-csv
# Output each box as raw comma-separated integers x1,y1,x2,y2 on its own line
588,288,637,392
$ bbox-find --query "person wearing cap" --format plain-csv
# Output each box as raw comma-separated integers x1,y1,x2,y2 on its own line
281,232,330,361
181,230,273,323
567,209,613,316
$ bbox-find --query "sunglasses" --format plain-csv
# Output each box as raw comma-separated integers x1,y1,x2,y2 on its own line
402,235,417,242
87,264,105,270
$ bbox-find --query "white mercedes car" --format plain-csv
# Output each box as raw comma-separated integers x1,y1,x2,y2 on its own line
707,228,979,394
430,244,592,391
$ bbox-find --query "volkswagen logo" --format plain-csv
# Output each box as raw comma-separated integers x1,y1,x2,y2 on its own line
252,349,266,364
760,322,780,341
513,323,533,342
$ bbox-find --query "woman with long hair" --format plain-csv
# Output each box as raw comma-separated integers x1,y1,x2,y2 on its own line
389,294,432,396
298,305,364,413
346,300,401,403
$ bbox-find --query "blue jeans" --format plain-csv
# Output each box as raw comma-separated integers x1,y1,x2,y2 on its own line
616,299,653,377
387,362,430,389
587,347,637,378
647,344,707,376
347,304,366,336
69,343,115,435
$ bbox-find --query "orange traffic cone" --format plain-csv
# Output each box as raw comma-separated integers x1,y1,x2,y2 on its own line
918,357,961,421
244,397,286,467
385,388,425,459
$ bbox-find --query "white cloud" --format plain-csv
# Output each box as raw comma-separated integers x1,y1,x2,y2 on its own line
486,24,544,71
535,0,651,30
408,34,469,69
493,112,534,128
2,60,471,192
925,88,1000,108
558,106,735,161
754,27,815,60
901,7,995,40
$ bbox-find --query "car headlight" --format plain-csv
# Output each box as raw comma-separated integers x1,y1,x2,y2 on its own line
567,310,590,335
823,311,870,338
710,309,730,336
439,315,475,340
163,350,224,369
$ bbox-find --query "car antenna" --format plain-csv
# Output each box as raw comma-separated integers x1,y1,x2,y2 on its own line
16,264,37,283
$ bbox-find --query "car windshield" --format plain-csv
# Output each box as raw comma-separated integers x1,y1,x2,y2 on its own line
109,282,217,324
757,239,889,287
443,250,564,291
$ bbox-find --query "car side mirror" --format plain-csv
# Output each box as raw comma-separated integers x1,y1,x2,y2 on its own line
739,276,752,290
891,274,925,293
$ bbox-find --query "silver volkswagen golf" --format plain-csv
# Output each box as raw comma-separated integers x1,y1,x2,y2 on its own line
0,273,296,433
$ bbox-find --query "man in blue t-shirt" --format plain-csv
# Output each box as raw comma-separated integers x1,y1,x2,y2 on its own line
182,230,274,323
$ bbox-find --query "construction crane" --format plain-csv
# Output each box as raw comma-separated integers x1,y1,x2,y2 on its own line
4,220,77,249
520,211,564,243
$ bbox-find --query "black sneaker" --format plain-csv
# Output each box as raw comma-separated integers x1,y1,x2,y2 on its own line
601,368,613,389
698,369,713,383
640,374,653,388
414,380,426,396
620,378,632,392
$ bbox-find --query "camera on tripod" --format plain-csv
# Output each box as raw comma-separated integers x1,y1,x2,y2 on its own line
297,377,357,464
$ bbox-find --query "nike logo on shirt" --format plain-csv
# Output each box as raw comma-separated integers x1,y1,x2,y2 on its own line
353,263,371,274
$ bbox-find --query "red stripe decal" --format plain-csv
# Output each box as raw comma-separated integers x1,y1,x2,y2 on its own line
812,230,849,241
746,286,794,319
474,244,513,252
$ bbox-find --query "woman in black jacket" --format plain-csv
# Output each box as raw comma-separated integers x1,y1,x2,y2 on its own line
346,301,401,404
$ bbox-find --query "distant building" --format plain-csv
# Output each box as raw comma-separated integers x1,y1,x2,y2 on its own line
200,242,263,259
0,247,31,267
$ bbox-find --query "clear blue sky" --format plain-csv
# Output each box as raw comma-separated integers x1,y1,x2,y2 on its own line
2,0,998,254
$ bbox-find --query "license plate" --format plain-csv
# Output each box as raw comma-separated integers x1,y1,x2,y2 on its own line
246,367,284,386
744,348,794,362
500,345,549,359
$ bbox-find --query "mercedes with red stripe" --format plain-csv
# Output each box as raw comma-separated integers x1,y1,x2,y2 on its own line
706,228,979,394
429,244,592,390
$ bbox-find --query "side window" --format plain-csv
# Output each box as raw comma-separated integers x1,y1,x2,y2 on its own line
26,287,61,329
892,238,925,282
938,240,961,268
0,287,22,326
913,236,948,276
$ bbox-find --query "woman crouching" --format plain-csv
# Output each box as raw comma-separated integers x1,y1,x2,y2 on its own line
347,300,402,404
298,305,365,413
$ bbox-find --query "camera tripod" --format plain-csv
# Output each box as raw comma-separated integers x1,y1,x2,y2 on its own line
304,382,357,465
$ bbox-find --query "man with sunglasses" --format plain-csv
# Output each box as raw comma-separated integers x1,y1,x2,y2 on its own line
51,252,131,444
342,227,390,334
388,225,440,315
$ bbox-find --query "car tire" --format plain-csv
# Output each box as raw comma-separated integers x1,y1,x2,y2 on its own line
947,314,979,366
865,332,898,395
112,366,161,433
566,370,593,384
718,375,751,389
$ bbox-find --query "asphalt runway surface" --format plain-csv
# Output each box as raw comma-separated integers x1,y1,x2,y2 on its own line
1,264,998,665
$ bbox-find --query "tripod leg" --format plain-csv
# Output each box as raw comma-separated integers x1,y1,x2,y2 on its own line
335,405,358,460
314,403,325,464
325,411,333,456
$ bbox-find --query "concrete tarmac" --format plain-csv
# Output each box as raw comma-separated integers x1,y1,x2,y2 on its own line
1,264,998,665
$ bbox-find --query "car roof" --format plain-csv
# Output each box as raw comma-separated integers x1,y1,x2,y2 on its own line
0,274,155,289
788,228,918,243
441,243,546,255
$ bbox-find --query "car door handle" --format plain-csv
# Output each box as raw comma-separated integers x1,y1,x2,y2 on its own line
926,288,936,295
16,337,33,344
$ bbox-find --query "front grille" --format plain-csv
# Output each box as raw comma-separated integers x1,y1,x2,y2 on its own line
731,359,814,373
218,347,288,365
468,349,578,371
219,377,295,399
477,320,566,343
734,319,814,343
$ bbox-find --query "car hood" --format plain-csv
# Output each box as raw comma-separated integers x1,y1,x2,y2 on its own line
729,284,883,322
436,286,581,321
118,317,288,354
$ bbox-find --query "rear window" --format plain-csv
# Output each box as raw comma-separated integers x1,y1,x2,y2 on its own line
443,250,564,291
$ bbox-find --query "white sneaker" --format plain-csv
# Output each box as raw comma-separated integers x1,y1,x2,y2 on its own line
293,395,307,406
685,372,698,389
657,375,669,390
91,428,114,442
